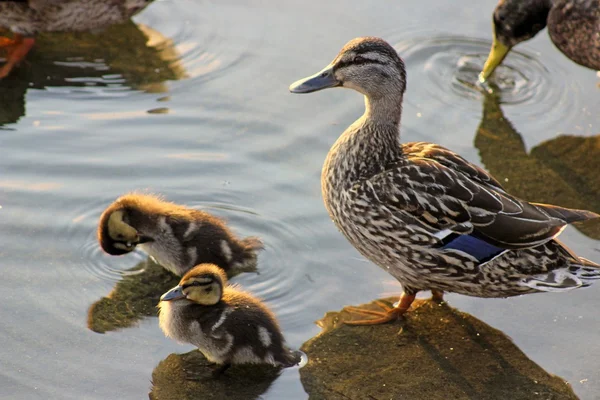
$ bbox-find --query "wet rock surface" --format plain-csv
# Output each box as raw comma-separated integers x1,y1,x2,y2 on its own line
149,350,282,400
300,298,578,400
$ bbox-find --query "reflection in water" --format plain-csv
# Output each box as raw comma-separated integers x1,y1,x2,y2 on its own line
393,34,579,129
475,86,600,240
0,20,185,126
87,258,179,333
87,257,254,333
300,298,578,399
149,350,281,400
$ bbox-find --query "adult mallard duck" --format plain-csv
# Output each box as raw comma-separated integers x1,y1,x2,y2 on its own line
98,193,263,277
289,37,600,325
158,264,301,376
0,0,151,78
480,0,600,82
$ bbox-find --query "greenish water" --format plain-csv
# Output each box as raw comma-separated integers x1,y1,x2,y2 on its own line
1,0,599,398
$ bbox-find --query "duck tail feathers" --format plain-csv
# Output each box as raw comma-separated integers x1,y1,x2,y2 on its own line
534,203,600,224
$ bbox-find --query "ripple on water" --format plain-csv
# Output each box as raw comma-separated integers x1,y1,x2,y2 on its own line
391,35,580,126
66,192,313,326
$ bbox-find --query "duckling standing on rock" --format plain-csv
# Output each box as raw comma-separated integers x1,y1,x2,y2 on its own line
480,0,600,82
98,193,263,277
0,0,151,78
289,37,600,325
158,264,301,376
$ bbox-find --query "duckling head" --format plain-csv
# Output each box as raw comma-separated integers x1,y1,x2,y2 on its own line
160,264,226,306
97,208,153,256
480,0,550,82
289,37,406,100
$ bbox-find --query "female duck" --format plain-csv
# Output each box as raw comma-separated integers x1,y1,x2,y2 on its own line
480,0,600,82
0,0,150,78
158,264,300,375
290,37,600,325
98,193,263,277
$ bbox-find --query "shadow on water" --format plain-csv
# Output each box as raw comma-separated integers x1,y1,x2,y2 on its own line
300,298,577,399
149,350,281,400
475,85,600,240
0,20,185,127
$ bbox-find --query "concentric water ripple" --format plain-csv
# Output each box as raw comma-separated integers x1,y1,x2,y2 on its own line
391,34,581,127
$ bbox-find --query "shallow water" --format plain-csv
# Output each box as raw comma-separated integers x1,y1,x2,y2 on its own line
1,0,599,398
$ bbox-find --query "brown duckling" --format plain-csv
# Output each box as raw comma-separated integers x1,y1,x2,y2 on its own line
158,264,301,376
97,193,263,276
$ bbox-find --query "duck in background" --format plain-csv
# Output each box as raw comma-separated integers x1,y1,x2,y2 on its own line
480,0,600,82
158,264,301,376
97,193,263,277
0,0,152,78
289,36,600,325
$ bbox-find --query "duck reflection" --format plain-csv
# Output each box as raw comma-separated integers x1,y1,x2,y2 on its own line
0,0,152,78
475,85,600,240
149,350,281,400
299,298,577,399
87,257,179,334
0,19,186,126
87,257,254,334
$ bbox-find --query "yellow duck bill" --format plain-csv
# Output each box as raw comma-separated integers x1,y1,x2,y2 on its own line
289,65,340,93
160,285,186,301
479,37,511,83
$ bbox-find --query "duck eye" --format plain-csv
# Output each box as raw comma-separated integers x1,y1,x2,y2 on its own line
353,55,365,63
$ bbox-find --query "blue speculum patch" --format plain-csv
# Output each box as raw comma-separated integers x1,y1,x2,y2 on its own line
441,233,506,263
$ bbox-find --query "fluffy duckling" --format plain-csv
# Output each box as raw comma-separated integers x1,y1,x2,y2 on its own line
0,0,151,78
158,264,301,375
97,193,263,276
480,0,600,82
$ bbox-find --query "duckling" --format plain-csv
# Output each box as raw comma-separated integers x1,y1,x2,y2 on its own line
97,193,263,277
289,37,600,325
158,264,301,375
480,0,600,82
0,0,151,78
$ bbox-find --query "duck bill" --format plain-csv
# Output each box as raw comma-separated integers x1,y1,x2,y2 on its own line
479,37,511,83
160,285,186,302
289,65,340,94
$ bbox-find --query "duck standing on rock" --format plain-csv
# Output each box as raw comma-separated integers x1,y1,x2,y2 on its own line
0,0,151,78
289,37,600,325
97,193,263,277
158,264,301,376
480,0,600,82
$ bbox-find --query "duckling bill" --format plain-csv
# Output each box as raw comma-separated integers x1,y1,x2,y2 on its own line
158,264,301,376
290,37,600,326
97,193,263,276
480,0,600,82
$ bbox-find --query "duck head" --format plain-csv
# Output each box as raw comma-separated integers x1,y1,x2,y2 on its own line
97,208,153,256
160,264,226,305
289,37,406,100
480,0,551,82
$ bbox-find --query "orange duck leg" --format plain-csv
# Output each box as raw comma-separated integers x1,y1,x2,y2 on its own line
0,34,35,78
344,292,416,326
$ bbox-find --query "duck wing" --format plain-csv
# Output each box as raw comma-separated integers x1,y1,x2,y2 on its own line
351,145,598,250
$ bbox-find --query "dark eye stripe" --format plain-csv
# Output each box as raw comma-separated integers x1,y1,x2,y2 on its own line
182,280,213,289
336,58,386,70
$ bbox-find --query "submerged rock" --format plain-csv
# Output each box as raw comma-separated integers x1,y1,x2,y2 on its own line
300,298,577,400
149,350,282,400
